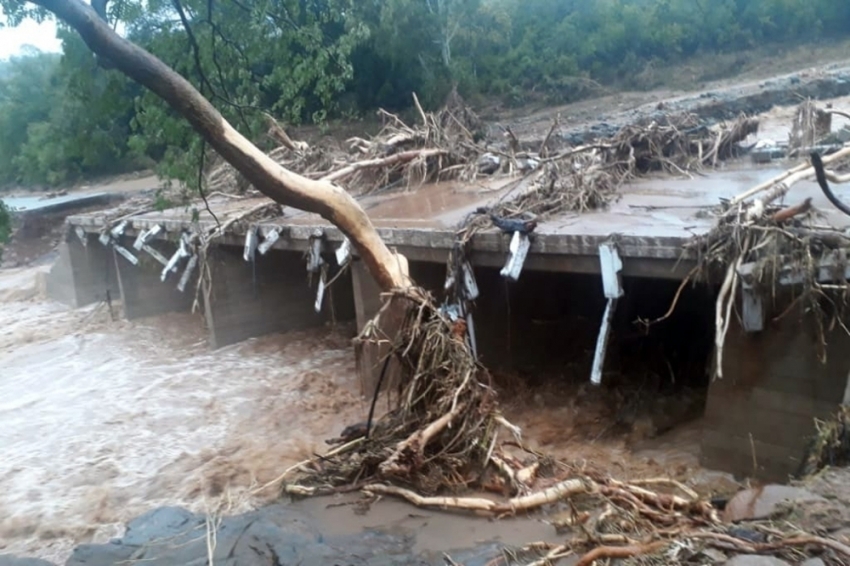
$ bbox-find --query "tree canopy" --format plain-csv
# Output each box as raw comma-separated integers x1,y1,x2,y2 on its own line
1,0,849,189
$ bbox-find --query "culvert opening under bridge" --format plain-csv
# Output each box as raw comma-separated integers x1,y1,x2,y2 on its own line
466,268,718,445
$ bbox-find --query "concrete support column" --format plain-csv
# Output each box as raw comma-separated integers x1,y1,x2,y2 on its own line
351,258,446,396
114,236,193,320
203,246,341,349
351,259,391,396
46,232,120,308
701,299,850,481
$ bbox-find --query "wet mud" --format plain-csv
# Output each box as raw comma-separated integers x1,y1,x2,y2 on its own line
502,66,850,148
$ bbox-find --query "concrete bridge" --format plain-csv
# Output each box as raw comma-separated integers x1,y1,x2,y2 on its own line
49,166,850,482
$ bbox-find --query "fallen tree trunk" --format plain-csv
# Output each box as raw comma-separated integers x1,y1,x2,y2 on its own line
31,0,407,292
322,148,448,183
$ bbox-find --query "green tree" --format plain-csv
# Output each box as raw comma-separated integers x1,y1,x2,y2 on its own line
0,51,59,185
120,0,370,188
0,200,10,261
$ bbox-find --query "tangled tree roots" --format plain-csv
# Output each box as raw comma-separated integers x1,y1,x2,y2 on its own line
287,287,500,495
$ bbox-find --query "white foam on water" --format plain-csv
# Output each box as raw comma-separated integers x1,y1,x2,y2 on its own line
0,266,365,562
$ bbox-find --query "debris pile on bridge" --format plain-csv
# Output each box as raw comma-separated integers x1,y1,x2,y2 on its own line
203,91,759,222
790,99,833,153
672,142,850,380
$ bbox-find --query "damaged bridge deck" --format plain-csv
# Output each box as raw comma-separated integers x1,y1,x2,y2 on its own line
65,165,850,280
53,164,850,483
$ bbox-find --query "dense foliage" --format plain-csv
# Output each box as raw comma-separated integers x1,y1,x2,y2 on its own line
0,200,10,260
1,0,849,189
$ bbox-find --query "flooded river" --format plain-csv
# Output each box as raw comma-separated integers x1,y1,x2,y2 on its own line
0,263,738,563
0,264,366,561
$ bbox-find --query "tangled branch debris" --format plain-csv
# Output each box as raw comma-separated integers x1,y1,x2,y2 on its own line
798,405,850,478
790,99,832,152
284,287,500,496
204,90,757,226
449,112,759,254
670,131,850,378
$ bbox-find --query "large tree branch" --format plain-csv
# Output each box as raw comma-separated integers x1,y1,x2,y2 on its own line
30,0,407,291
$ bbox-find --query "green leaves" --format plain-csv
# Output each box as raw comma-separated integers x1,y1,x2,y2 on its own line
4,0,850,193
0,199,9,262
0,39,141,188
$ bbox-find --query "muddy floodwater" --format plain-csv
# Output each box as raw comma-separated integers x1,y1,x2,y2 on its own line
0,264,738,563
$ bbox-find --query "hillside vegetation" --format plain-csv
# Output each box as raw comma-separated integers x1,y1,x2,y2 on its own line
1,0,849,189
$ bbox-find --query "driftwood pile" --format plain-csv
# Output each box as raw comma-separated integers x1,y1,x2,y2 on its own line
206,88,485,197
789,99,833,152
263,283,850,564
204,91,758,222
674,132,850,379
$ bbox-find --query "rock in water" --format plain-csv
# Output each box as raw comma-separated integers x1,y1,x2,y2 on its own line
723,485,826,522
64,504,455,566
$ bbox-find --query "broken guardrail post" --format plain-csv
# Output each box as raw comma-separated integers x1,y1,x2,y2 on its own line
462,260,479,300
307,230,324,273
314,265,327,313
133,224,163,250
113,244,140,266
161,233,191,282
308,230,326,311
461,260,479,357
140,244,172,269
465,308,479,359
75,226,87,246
110,220,129,240
335,237,352,267
736,263,764,333
243,225,259,262
442,256,480,359
500,231,531,282
590,242,624,386
257,227,280,255
108,220,139,265
177,254,198,293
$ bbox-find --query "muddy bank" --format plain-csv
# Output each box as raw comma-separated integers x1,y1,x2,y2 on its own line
0,503,505,566
502,66,850,146
4,467,850,565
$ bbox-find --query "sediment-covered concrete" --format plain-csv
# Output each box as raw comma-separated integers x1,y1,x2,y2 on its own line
701,297,850,481
45,233,120,308
204,246,354,349
112,236,194,320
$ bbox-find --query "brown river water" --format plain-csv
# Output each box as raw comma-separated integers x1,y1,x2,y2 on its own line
0,263,738,563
